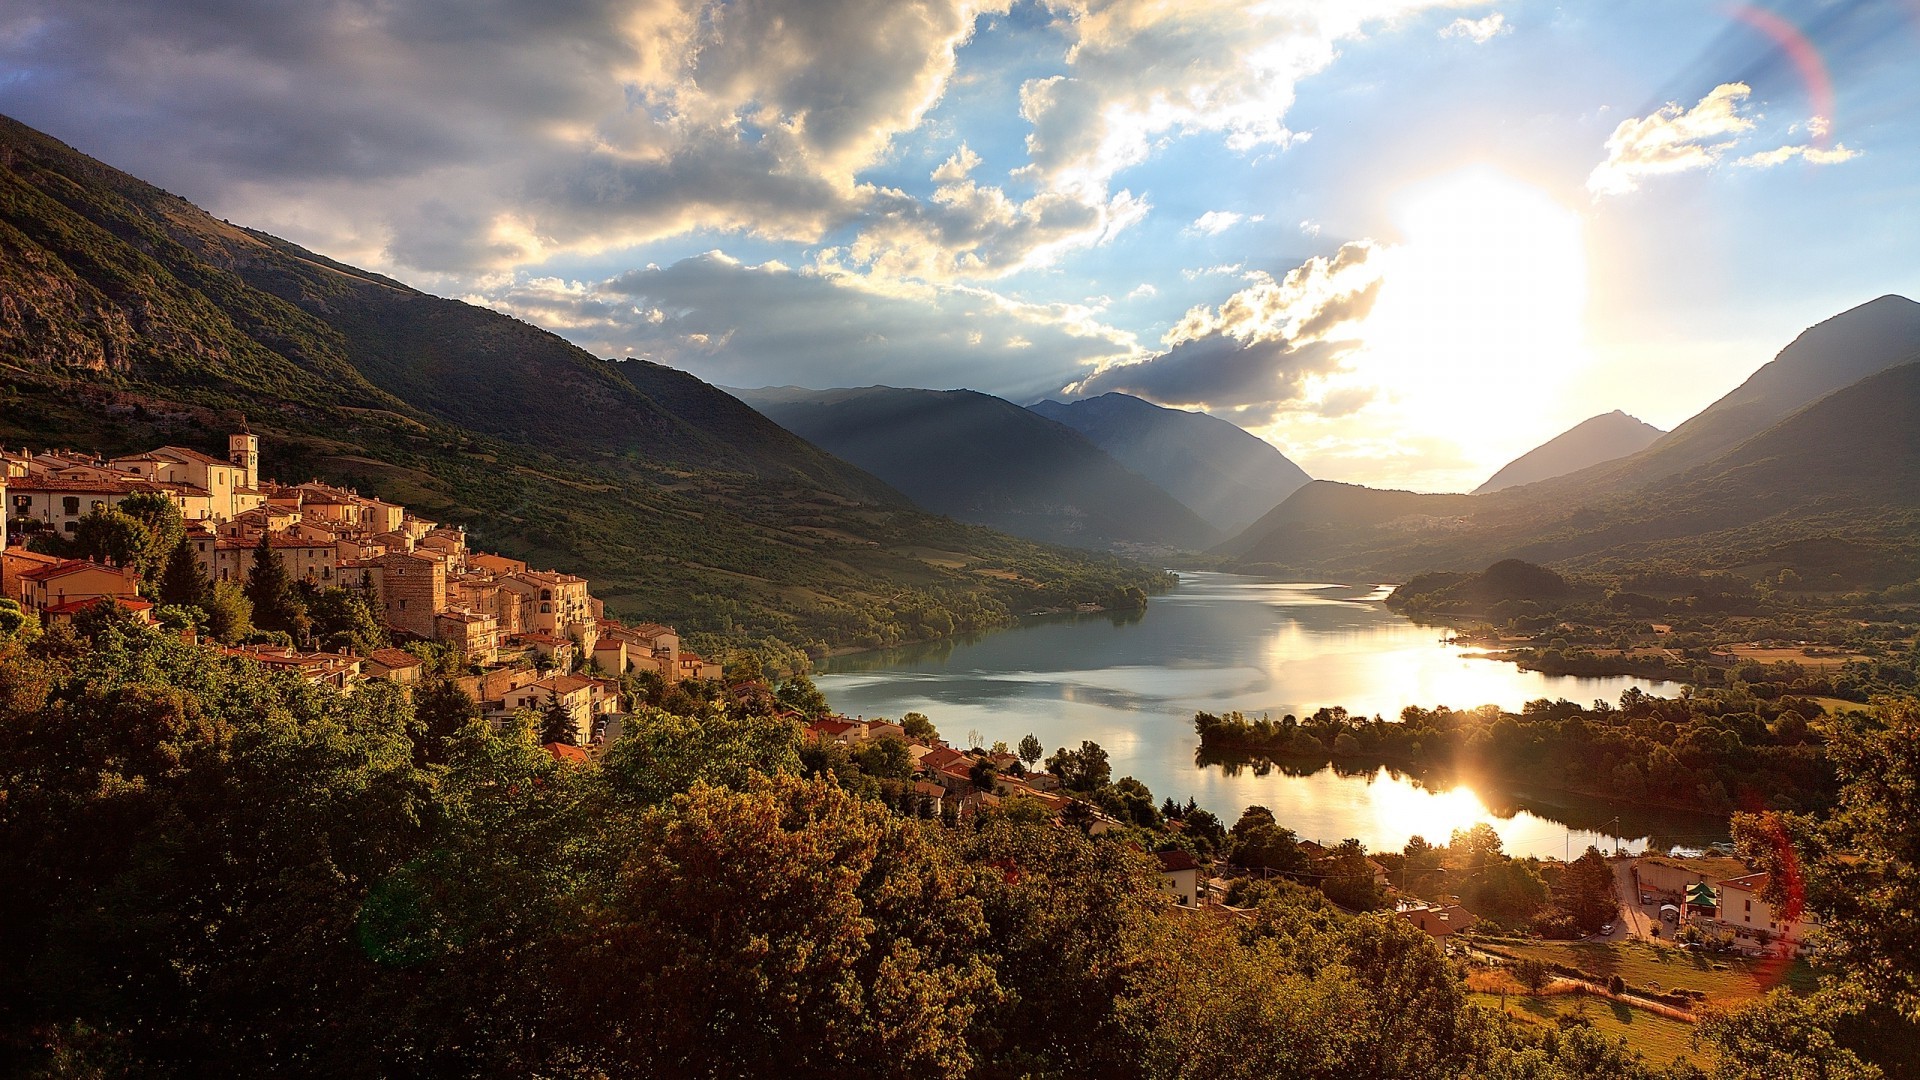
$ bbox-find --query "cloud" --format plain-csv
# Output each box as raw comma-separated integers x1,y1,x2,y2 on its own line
1187,210,1265,236
475,251,1140,400
1735,141,1861,168
1587,82,1755,196
1440,13,1508,43
0,0,1014,278
1127,283,1158,299
1064,240,1386,421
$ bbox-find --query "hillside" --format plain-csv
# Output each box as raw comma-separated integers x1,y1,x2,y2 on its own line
1546,294,1920,498
1474,411,1664,494
0,113,1170,664
1028,393,1311,534
1221,358,1920,586
733,386,1222,552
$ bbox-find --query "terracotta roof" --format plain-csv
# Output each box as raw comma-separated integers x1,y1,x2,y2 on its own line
1155,850,1201,873
9,476,141,494
919,747,969,771
1,546,64,568
367,648,424,670
20,559,126,582
1717,872,1769,893
44,596,152,615
152,445,232,468
812,719,860,736
544,742,590,764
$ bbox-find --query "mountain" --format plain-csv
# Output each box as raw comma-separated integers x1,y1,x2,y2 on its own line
1028,393,1311,534
1551,294,1920,497
1473,411,1664,494
0,113,1171,660
1222,359,1920,585
731,386,1222,552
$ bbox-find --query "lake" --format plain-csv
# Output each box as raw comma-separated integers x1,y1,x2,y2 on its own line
819,573,1728,859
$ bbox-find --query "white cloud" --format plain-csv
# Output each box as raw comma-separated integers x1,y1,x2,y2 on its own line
1127,283,1158,299
1066,241,1386,420
1587,82,1755,197
1187,210,1259,235
1735,142,1861,168
1440,13,1508,43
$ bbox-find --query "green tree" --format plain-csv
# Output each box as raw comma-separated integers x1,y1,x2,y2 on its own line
901,711,938,741
556,775,997,1076
773,673,830,721
539,692,578,746
70,506,150,572
158,538,212,608
114,491,186,587
200,581,253,644
1018,732,1043,768
1045,740,1111,792
243,533,301,633
1551,847,1620,934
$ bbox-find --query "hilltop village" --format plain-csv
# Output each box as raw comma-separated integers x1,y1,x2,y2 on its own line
0,431,716,743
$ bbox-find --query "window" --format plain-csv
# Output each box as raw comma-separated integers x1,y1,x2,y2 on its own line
398,600,408,610
541,589,552,601
62,521,76,533
62,497,80,515
1744,900,1751,912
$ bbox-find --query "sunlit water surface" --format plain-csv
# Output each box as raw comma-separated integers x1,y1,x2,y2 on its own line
819,574,1728,859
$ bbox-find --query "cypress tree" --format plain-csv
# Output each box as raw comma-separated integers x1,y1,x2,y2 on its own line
158,539,212,607
244,532,297,632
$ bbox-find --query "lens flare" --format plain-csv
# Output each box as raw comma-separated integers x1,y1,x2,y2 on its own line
1725,4,1837,146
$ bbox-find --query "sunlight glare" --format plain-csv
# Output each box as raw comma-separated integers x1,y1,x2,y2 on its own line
1360,166,1589,440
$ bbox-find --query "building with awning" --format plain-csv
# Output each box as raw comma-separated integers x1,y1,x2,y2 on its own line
1684,881,1718,917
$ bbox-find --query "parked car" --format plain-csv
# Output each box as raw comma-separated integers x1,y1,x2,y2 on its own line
1601,923,1616,935
1640,893,1653,905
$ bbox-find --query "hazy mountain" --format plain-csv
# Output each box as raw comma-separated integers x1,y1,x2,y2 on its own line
1028,393,1311,534
1223,359,1920,585
1550,294,1920,497
0,113,1170,652
732,386,1223,552
1473,411,1665,494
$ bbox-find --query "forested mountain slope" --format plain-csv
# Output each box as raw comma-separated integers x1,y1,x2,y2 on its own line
735,385,1222,552
0,113,1168,663
1029,392,1311,534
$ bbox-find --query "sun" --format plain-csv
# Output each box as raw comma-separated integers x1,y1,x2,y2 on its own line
1355,165,1590,454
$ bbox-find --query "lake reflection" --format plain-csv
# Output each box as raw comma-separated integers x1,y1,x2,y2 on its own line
819,574,1726,858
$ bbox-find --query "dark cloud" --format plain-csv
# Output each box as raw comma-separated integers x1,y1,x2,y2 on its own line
479,252,1134,400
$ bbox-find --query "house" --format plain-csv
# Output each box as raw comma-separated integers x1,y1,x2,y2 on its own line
435,608,501,666
1398,901,1478,939
544,742,591,766
1155,850,1203,907
14,559,141,616
42,595,155,626
1713,872,1818,954
498,673,615,744
364,647,426,686
1,545,64,606
369,550,447,638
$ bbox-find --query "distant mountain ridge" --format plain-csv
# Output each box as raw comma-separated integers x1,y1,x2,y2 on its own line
1474,411,1664,494
1219,297,1920,586
731,385,1222,552
1029,393,1311,534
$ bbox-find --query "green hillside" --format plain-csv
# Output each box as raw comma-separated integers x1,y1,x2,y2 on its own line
0,114,1169,667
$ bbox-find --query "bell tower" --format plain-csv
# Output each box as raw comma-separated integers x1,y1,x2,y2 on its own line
229,430,259,489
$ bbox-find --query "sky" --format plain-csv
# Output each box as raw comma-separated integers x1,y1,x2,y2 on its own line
2,0,1917,493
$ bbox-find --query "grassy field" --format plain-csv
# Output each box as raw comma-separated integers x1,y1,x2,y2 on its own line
1470,991,1704,1069
1483,938,1816,1005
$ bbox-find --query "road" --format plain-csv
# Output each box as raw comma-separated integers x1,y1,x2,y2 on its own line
1607,857,1672,942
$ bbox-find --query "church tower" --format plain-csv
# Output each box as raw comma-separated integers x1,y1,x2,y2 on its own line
229,431,258,489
